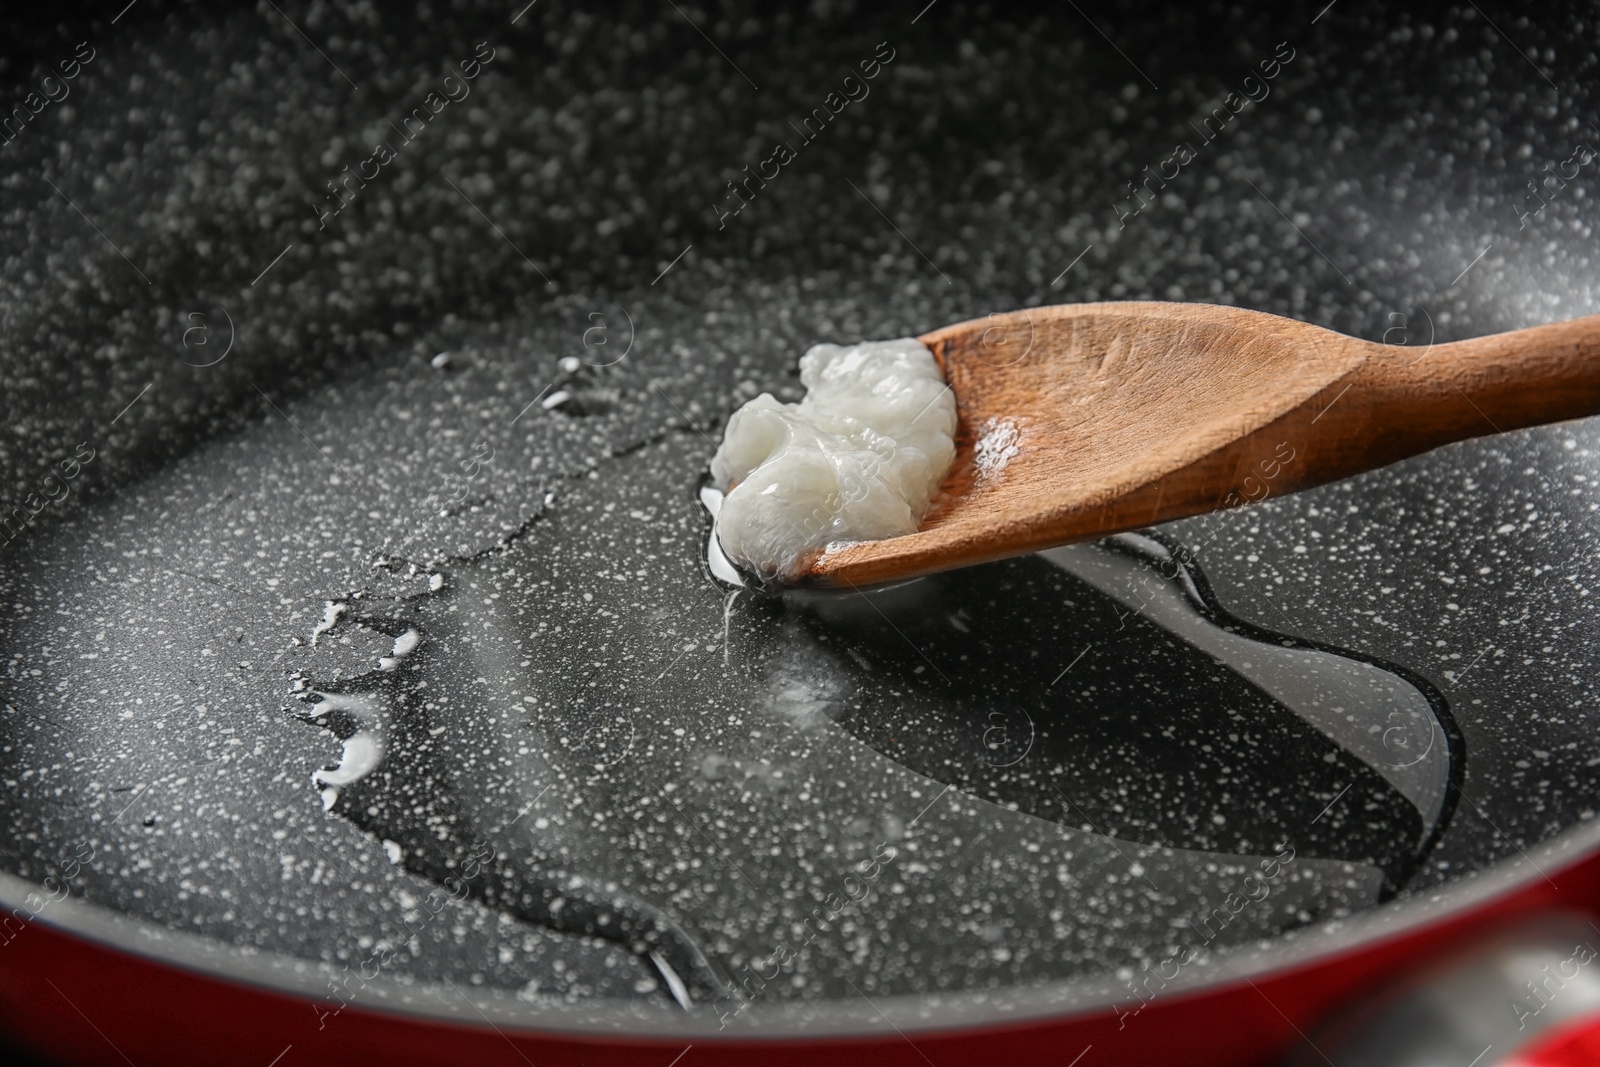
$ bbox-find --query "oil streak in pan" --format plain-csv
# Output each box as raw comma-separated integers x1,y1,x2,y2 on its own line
298,482,1460,1006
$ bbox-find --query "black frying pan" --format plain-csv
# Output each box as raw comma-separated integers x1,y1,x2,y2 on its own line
2,2,1599,1064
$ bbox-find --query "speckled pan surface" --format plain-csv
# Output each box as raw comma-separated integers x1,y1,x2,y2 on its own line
1,0,1597,1033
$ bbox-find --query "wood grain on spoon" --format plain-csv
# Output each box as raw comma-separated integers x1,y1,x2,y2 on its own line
804,301,1600,588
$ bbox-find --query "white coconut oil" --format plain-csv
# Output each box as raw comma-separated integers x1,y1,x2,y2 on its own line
709,337,957,582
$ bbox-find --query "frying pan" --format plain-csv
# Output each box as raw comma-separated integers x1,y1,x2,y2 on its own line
3,1,1600,1064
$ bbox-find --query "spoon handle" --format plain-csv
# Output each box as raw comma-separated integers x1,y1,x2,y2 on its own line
1118,314,1600,545
1316,314,1600,483
1375,313,1600,437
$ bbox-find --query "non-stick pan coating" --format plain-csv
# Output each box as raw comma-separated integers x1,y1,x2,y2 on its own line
1,0,1598,1051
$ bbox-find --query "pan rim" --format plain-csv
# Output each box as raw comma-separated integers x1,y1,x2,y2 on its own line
4,811,1597,1041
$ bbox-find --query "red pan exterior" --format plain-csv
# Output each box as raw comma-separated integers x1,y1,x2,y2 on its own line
4,840,1600,1066
1516,1016,1600,1067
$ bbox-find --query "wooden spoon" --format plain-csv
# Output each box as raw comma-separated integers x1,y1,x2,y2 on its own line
801,301,1600,588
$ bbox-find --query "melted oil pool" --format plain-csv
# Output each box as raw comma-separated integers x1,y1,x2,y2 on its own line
284,433,1457,1007
0,371,1462,1016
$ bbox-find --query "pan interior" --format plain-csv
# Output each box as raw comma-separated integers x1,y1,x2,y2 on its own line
2,0,1600,1035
